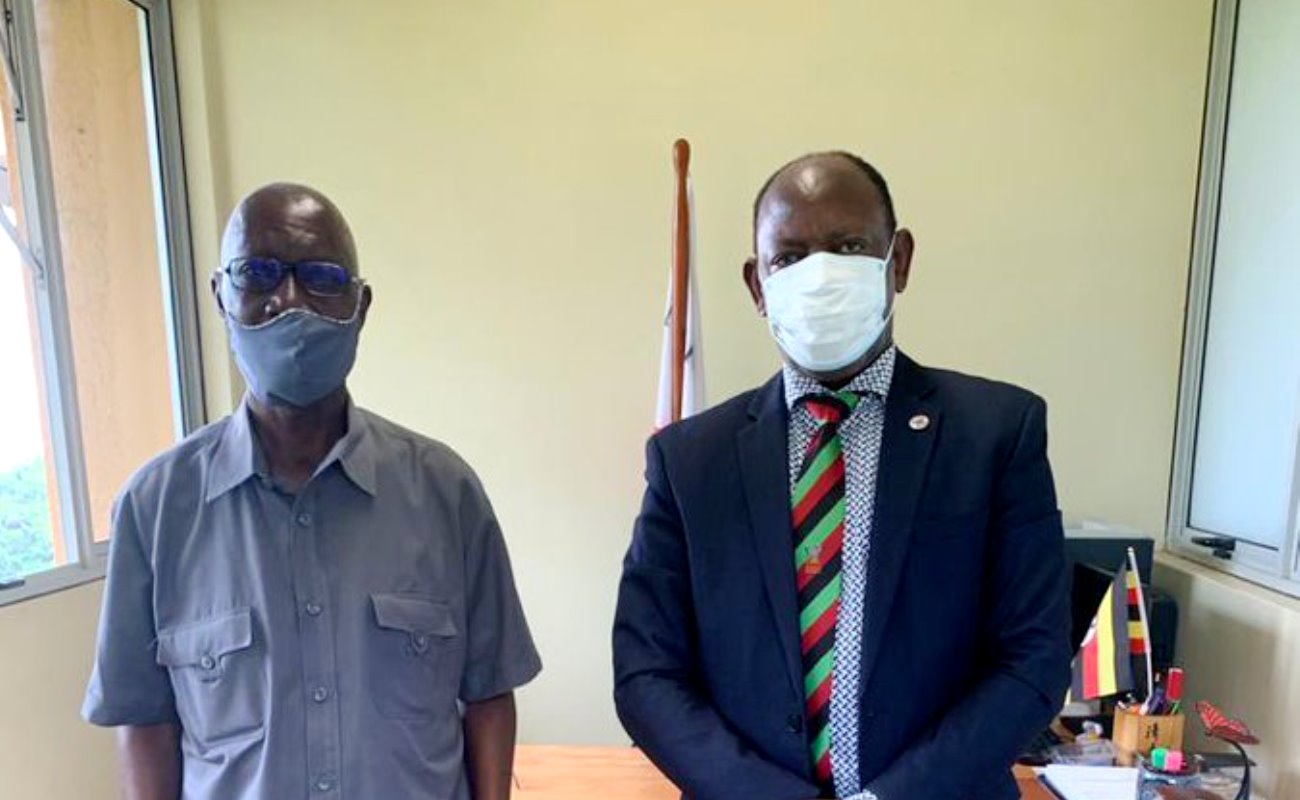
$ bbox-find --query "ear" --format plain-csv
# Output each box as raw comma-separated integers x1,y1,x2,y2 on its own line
891,228,915,293
742,257,766,316
211,271,229,319
358,284,374,326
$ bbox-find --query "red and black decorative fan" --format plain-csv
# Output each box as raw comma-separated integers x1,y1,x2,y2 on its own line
1196,700,1259,746
1195,700,1258,799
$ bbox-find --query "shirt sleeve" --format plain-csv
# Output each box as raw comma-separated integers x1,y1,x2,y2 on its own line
82,489,178,727
457,474,542,703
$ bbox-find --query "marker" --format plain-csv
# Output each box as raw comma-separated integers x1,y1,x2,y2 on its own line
1141,674,1162,715
1167,668,1184,697
1167,667,1185,715
1147,686,1167,716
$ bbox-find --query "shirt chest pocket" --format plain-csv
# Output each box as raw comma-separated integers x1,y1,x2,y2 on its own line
155,608,265,746
368,594,461,720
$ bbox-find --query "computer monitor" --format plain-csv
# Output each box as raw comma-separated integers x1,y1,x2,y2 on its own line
1064,533,1154,585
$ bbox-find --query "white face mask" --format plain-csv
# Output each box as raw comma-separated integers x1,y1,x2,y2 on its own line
760,239,895,374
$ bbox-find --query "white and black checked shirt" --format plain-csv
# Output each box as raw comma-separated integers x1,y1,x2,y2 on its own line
783,345,896,800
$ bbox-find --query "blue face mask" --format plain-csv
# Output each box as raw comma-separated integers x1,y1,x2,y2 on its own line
227,301,363,408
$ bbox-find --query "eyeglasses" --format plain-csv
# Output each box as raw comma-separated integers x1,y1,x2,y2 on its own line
222,257,358,298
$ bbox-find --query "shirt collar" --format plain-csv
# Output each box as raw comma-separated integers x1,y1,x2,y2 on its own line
204,397,378,502
782,344,898,412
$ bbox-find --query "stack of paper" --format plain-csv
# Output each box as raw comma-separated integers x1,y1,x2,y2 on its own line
1040,765,1139,800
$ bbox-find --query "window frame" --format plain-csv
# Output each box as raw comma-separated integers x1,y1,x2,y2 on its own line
1167,0,1300,598
0,0,203,606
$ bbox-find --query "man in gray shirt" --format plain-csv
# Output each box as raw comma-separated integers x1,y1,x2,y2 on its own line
83,183,541,800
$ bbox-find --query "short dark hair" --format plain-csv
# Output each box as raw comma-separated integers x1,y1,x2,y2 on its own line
752,150,897,235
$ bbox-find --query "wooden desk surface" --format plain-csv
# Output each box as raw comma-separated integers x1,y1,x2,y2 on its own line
1013,764,1055,800
514,746,1052,799
515,746,676,799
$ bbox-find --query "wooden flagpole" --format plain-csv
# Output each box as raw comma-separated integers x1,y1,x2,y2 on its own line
671,138,691,423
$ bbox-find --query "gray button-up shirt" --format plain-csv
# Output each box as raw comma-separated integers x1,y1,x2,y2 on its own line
83,401,542,800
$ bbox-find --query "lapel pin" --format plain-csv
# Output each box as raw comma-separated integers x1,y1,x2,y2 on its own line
908,414,930,431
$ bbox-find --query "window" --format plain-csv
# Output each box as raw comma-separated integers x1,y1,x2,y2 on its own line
0,0,201,605
1169,0,1300,597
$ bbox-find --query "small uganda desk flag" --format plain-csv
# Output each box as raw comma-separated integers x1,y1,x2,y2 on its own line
1070,547,1153,701
655,139,705,428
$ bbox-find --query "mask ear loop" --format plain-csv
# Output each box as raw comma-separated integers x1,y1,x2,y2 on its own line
880,232,899,327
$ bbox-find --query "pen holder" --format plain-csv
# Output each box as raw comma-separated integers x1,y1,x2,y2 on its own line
1113,706,1185,766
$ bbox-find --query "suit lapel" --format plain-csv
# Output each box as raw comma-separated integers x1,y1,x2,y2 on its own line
858,353,940,696
736,374,804,701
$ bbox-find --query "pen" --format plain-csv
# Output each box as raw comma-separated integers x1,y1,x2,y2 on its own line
1148,686,1167,715
1167,667,1185,716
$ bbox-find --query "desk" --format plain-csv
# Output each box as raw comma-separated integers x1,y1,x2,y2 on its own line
514,746,675,799
514,746,1052,799
1014,764,1055,800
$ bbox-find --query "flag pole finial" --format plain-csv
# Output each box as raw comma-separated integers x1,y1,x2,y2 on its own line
673,139,690,176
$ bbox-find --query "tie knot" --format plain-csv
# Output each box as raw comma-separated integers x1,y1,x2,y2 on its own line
800,391,859,426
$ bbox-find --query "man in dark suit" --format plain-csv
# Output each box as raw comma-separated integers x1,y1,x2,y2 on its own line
612,151,1071,800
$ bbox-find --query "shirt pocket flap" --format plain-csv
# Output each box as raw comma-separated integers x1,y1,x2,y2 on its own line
155,608,253,668
371,594,457,637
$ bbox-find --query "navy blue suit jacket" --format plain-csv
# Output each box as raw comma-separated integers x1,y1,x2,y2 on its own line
612,353,1071,800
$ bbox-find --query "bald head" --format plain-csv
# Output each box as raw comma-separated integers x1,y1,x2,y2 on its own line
220,182,358,275
753,151,896,241
748,151,903,286
214,182,371,328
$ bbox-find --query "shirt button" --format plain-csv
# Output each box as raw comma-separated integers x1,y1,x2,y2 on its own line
413,634,429,650
786,714,804,734
296,512,313,527
199,655,216,670
312,686,330,703
314,774,336,792
304,602,323,617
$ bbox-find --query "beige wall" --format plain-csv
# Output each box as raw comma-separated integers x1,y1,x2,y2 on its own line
0,583,115,798
182,0,1215,746
1156,556,1300,799
18,0,1298,797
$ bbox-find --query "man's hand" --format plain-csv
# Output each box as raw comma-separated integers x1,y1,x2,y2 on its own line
118,723,181,800
464,691,518,800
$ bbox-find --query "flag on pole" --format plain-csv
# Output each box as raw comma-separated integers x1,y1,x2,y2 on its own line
655,139,705,429
1070,558,1136,701
1125,547,1154,698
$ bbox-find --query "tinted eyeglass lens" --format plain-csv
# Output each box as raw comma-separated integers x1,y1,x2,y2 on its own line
296,261,352,297
230,257,286,293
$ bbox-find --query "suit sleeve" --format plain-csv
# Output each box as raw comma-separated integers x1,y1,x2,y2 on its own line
613,436,820,800
863,396,1072,800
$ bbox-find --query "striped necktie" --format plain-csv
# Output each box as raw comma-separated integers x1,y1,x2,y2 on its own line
792,390,860,791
